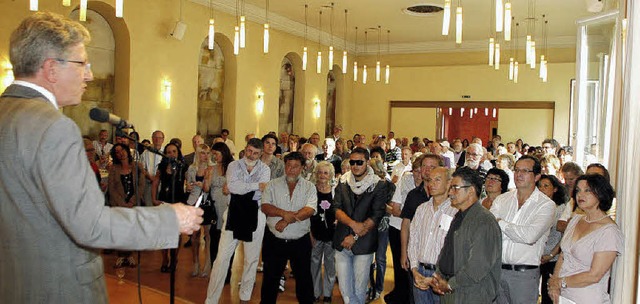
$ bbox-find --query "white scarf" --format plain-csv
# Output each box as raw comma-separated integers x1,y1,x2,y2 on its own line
342,166,380,195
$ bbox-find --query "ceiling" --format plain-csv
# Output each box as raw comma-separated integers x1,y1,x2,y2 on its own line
197,0,609,53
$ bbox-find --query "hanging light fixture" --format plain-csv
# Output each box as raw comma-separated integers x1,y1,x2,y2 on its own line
79,0,87,21
376,26,381,82
504,2,512,41
385,30,390,84
449,108,453,115
488,0,495,66
442,0,451,36
514,23,519,83
494,42,501,70
234,26,240,55
30,0,37,11
455,1,463,44
540,18,549,82
342,9,348,74
496,0,504,33
461,107,465,117
303,4,308,71
474,107,478,114
317,10,323,74
492,108,497,118
207,0,215,50
263,0,270,54
240,0,246,48
62,0,70,7
328,3,334,71
115,0,123,17
509,57,515,80
353,27,358,82
470,109,474,119
485,108,489,116
362,30,368,84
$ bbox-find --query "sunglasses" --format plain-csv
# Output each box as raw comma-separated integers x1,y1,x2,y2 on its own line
349,160,365,166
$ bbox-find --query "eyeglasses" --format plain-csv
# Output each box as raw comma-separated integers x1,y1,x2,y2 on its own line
514,168,535,174
449,184,472,191
53,58,92,72
486,176,502,182
467,152,482,157
349,160,365,166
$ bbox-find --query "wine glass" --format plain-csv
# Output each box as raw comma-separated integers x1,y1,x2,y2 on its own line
115,267,126,284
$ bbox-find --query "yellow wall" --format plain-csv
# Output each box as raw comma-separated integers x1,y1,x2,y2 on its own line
498,109,555,144
390,107,437,140
0,0,575,153
349,62,575,145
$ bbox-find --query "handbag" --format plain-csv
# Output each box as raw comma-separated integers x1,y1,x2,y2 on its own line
199,190,218,226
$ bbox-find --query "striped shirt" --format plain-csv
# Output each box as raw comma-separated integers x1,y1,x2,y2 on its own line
408,197,458,269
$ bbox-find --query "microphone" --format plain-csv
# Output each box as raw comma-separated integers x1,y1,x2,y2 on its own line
89,108,134,129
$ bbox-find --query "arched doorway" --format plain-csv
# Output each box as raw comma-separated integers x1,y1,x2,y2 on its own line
278,57,295,134
197,39,225,144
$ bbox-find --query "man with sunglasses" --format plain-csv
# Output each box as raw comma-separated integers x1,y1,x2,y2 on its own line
490,155,556,304
429,167,502,303
332,147,387,304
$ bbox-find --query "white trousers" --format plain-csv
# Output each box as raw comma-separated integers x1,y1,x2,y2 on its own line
204,209,266,303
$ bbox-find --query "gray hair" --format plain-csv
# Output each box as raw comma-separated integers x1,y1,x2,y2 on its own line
10,12,90,77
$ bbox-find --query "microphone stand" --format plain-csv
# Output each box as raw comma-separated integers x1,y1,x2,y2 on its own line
115,129,183,304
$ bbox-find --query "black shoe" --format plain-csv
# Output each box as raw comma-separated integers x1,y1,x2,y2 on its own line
183,239,192,248
383,292,398,304
323,296,332,303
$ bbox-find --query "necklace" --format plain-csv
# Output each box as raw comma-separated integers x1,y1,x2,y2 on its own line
584,214,609,223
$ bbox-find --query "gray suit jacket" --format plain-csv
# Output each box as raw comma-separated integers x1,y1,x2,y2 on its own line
437,202,502,304
0,84,180,303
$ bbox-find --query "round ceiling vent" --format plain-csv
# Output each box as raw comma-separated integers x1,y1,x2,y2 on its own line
403,4,444,16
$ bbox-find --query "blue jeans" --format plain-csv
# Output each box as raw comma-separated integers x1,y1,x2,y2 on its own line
335,249,374,304
412,266,440,304
371,228,389,293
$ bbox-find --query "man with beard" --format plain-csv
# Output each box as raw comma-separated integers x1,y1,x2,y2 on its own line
205,138,271,304
333,147,387,304
301,143,319,181
462,143,488,180
260,152,317,304
452,140,465,167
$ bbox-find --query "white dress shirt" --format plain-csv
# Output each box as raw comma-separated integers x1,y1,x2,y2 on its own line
389,172,417,230
490,188,556,266
261,176,317,239
408,197,458,268
226,158,271,202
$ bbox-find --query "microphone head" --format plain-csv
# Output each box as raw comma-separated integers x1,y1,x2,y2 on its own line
89,108,110,123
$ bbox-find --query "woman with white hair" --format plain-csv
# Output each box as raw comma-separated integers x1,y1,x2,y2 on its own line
310,161,337,303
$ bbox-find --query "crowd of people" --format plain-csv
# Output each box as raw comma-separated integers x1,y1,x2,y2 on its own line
88,125,623,304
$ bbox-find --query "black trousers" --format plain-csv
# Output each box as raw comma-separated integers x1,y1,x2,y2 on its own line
388,226,411,302
260,229,314,304
540,261,556,304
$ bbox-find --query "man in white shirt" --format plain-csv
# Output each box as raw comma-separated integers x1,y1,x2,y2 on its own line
221,128,236,156
490,155,556,304
408,167,457,303
140,130,164,206
205,138,271,304
260,152,317,303
93,129,113,164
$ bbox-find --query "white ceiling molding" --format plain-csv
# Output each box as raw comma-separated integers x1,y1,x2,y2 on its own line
190,0,576,54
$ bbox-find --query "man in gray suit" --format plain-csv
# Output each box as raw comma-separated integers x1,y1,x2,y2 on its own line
0,12,203,304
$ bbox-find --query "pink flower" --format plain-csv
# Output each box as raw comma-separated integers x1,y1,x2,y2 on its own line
320,200,331,210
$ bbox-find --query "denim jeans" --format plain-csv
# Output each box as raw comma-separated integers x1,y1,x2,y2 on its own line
371,228,389,293
412,266,440,304
335,249,374,304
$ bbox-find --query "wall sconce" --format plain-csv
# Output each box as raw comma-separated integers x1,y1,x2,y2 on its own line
1,61,14,93
256,91,265,115
313,98,321,119
162,79,172,109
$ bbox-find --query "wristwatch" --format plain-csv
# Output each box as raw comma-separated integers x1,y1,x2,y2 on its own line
352,233,359,241
561,277,567,289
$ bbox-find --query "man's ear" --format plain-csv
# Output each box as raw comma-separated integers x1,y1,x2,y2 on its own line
42,59,58,83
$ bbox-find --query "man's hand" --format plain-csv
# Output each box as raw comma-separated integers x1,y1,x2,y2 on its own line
281,211,298,223
430,272,452,295
350,222,367,236
171,203,204,235
412,269,433,290
275,219,289,232
401,252,411,270
340,235,356,250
